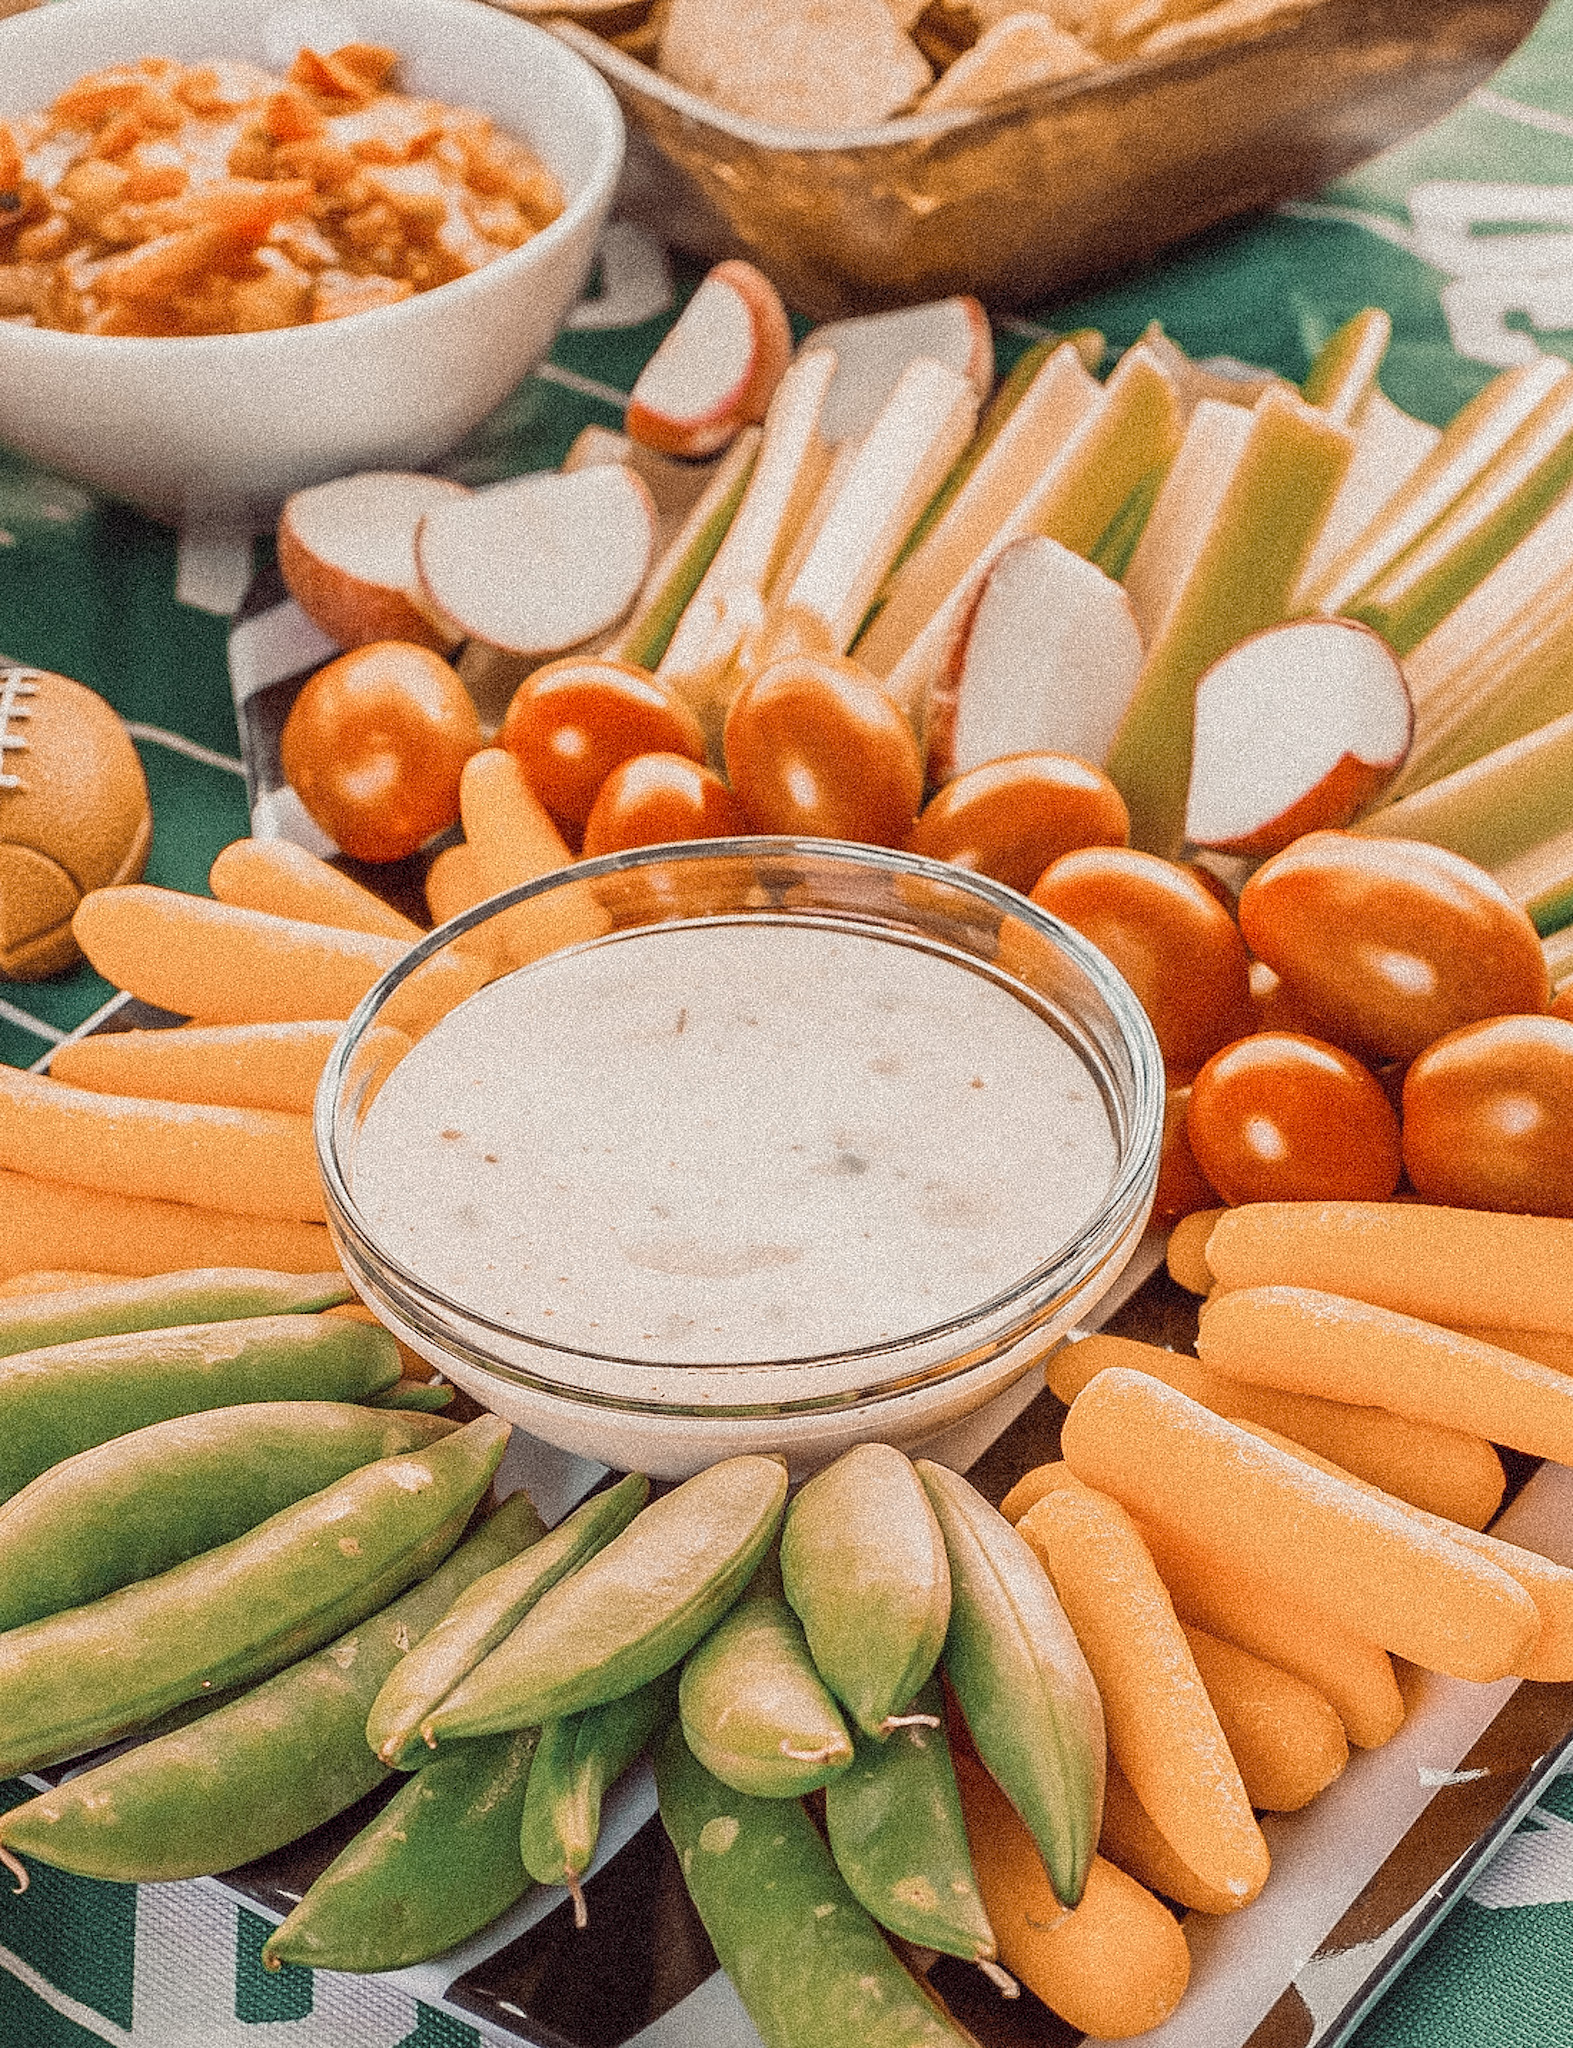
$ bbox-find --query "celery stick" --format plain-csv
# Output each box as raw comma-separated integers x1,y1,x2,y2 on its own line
1302,308,1392,424
1354,707,1573,872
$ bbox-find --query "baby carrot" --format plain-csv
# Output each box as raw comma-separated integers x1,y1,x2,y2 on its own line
0,1067,322,1223
1016,1483,1269,1908
50,1020,352,1116
1166,1207,1223,1295
1461,1325,1573,1373
0,1272,122,1296
458,749,608,965
1199,1285,1573,1467
424,842,494,929
1061,1367,1540,1683
1046,1331,1506,1529
1180,1624,1348,1811
208,837,426,944
0,1167,338,1279
1098,1755,1243,1915
1234,1420,1573,1685
1205,1201,1573,1333
954,1751,1191,2039
71,885,486,1030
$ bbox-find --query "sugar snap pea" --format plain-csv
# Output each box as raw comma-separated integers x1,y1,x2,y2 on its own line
679,1593,852,1798
367,1471,647,1768
0,1412,510,1779
0,1489,544,1887
655,1723,983,2048
0,1402,455,1632
916,1460,1104,1911
424,1454,788,1746
823,1676,997,1965
0,1267,351,1360
0,1312,402,1501
260,1727,541,1973
780,1442,950,1739
519,1670,677,1922
363,1377,454,1411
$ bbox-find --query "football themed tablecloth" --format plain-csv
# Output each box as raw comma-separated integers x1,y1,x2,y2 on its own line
6,1,1573,2040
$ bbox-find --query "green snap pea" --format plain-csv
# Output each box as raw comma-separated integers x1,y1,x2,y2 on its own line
366,1471,647,1769
654,1723,982,2048
424,1454,787,1747
678,1593,852,1798
0,1402,455,1633
0,1268,352,1360
519,1670,677,1921
0,1489,543,1886
363,1378,454,1412
822,1677,996,1964
0,1312,402,1501
0,1412,510,1780
915,1459,1104,1911
780,1442,951,1739
260,1727,541,1974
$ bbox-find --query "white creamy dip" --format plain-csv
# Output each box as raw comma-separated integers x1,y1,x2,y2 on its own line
352,919,1118,1364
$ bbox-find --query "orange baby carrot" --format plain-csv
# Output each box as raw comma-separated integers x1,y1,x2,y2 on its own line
0,1167,338,1279
1017,1482,1269,1907
424,842,491,927
0,1067,322,1223
208,838,426,945
458,749,608,964
50,1020,344,1115
1167,1207,1223,1296
1098,1757,1245,1915
1205,1202,1573,1333
72,886,485,1034
1047,1331,1505,1530
1457,1325,1573,1374
1235,1419,1573,1685
1180,1623,1348,1812
1199,1285,1573,1468
0,1272,122,1296
1000,1457,1403,1748
955,1751,1191,2038
1061,1367,1540,1683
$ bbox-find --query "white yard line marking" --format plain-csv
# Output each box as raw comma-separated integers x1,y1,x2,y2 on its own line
535,360,630,410
123,723,246,778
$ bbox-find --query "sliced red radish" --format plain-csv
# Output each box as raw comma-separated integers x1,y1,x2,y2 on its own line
414,465,656,659
1184,619,1413,856
809,296,993,444
928,535,1144,782
277,470,471,652
625,260,793,461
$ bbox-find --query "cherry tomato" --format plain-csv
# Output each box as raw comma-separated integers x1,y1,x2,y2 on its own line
1029,847,1255,1076
907,752,1129,896
1237,831,1550,1064
580,752,749,858
1154,1084,1220,1225
1552,984,1573,1024
497,657,706,838
723,653,923,847
1187,1031,1403,1206
1401,1013,1573,1217
280,640,481,863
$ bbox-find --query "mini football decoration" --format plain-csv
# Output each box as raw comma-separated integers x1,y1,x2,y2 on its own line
0,666,153,981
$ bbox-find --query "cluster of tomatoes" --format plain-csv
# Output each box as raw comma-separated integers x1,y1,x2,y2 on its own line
279,634,1573,1224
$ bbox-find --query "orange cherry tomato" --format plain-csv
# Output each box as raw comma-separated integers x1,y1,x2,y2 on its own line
907,752,1129,897
580,751,750,858
1187,1031,1403,1206
723,652,923,847
1237,831,1550,1064
1154,1084,1220,1224
497,657,707,838
1401,1013,1573,1217
280,640,482,864
1029,847,1255,1077
1552,984,1573,1024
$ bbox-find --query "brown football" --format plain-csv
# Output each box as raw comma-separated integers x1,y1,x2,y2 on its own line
0,665,153,981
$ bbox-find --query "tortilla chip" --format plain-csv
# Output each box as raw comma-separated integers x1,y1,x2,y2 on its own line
660,0,933,127
921,10,1100,107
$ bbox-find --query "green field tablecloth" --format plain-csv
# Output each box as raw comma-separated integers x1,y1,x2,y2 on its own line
5,0,1573,2038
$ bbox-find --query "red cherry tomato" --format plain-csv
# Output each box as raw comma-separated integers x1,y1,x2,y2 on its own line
1187,1031,1403,1206
1029,847,1255,1077
1237,831,1550,1064
1154,1084,1220,1224
723,653,923,847
1401,1013,1573,1217
1552,984,1573,1024
580,752,750,858
498,657,707,837
280,640,481,863
907,752,1129,896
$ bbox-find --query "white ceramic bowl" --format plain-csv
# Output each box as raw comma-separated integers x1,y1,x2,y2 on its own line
0,0,623,522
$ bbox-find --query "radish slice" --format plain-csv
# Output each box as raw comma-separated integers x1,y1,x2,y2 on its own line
626,260,793,460
277,470,470,651
809,297,993,444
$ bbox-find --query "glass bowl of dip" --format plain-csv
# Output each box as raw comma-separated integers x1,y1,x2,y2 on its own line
318,837,1164,1478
